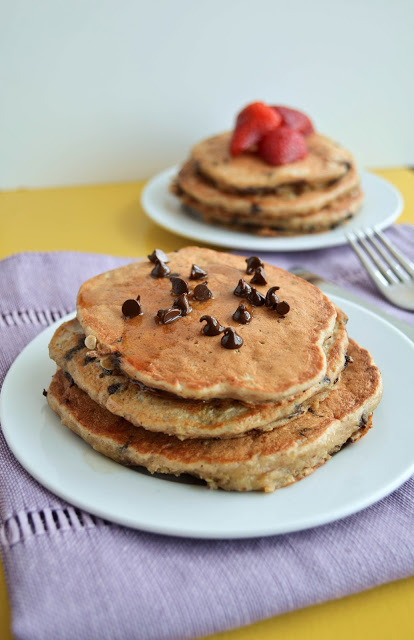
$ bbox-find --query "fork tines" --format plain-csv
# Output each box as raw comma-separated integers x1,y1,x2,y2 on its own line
346,227,414,310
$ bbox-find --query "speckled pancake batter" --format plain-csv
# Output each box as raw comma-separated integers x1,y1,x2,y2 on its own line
76,247,337,403
175,159,360,218
47,339,382,492
191,132,354,192
49,310,348,439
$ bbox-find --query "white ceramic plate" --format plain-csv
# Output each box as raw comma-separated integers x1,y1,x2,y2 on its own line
1,296,414,539
141,168,403,252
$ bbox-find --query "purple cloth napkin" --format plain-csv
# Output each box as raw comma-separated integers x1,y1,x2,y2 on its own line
1,225,414,640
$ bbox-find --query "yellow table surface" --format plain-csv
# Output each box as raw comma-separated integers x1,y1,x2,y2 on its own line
1,168,414,639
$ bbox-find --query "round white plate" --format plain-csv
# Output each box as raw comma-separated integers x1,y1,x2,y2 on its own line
141,168,403,252
1,297,414,539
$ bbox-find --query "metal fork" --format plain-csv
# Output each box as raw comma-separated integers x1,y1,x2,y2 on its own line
346,227,414,311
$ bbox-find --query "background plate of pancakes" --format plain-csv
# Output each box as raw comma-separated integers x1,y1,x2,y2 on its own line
2,295,414,539
142,167,402,252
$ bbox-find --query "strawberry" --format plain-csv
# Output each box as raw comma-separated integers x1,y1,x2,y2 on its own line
258,126,308,166
272,106,314,136
230,102,282,156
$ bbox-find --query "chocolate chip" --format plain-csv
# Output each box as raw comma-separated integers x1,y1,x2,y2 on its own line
63,371,75,387
221,327,243,349
42,389,48,397
342,161,351,172
275,301,290,316
234,278,252,298
148,248,169,263
200,315,225,336
151,259,171,278
156,307,181,324
170,277,189,295
250,267,268,286
323,375,330,384
245,256,264,274
248,287,265,306
265,286,280,307
250,203,262,214
122,298,142,318
190,264,208,280
193,282,213,301
83,355,96,366
173,293,192,316
108,383,122,395
232,304,251,324
359,415,368,428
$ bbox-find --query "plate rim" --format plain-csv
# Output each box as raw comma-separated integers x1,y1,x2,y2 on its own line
141,167,403,252
1,297,414,539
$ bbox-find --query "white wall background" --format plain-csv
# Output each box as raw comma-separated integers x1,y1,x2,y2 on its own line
1,0,413,189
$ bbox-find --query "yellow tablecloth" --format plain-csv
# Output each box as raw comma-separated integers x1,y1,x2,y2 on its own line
1,168,414,639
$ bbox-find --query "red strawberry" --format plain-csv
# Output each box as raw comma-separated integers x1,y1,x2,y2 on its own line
258,126,308,166
230,102,282,156
272,106,314,136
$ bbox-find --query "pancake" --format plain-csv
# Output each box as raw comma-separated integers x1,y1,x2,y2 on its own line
191,132,354,193
48,310,348,439
47,339,382,492
76,247,337,403
175,159,360,218
186,188,363,235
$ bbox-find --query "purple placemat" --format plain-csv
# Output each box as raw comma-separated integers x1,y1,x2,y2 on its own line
1,225,414,640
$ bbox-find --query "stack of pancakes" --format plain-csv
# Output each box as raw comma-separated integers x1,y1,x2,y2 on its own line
46,247,382,492
171,132,363,235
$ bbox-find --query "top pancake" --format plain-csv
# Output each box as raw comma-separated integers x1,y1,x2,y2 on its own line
77,247,337,403
191,132,354,192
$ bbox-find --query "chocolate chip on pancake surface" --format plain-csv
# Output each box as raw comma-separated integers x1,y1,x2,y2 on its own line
76,247,338,403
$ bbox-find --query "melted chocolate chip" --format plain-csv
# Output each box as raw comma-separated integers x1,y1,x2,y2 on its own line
108,383,122,395
232,304,252,324
248,287,265,306
250,203,262,214
221,327,243,349
275,301,290,316
234,278,252,298
190,264,208,280
323,375,330,384
200,315,225,336
173,293,192,316
148,248,169,264
193,282,213,301
250,267,268,286
245,256,264,274
151,259,171,278
122,298,142,318
83,355,96,366
156,307,182,324
359,415,368,428
170,277,189,295
265,286,280,307
64,337,86,361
